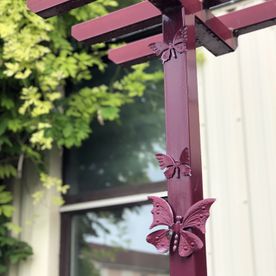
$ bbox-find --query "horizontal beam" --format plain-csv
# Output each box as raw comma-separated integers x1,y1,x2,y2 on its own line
178,0,202,13
108,34,161,65
203,0,234,9
72,1,161,44
148,0,202,14
27,0,95,18
219,0,276,35
72,0,204,42
72,0,276,45
195,10,237,56
108,0,276,65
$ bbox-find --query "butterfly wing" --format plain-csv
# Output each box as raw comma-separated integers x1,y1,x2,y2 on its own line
164,166,176,179
180,147,190,165
149,42,169,57
147,229,171,253
148,196,174,229
161,49,172,64
179,147,192,176
183,198,216,234
178,230,204,257
179,165,192,177
155,153,174,170
156,153,176,179
173,26,188,54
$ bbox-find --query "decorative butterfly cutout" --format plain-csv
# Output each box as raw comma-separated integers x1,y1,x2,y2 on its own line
156,147,192,179
146,196,215,257
149,26,188,64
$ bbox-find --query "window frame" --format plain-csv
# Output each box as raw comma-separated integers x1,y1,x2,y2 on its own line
59,188,168,276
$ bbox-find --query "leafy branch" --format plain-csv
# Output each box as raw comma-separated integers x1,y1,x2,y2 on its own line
0,0,162,272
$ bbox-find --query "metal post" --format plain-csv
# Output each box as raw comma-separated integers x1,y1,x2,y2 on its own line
163,8,206,276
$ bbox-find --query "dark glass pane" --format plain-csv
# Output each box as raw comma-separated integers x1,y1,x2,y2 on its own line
70,204,169,276
64,62,165,196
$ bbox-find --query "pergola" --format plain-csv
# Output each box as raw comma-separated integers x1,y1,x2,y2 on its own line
27,0,276,275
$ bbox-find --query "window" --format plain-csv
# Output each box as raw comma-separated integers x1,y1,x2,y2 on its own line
70,204,169,276
61,61,168,276
64,62,166,202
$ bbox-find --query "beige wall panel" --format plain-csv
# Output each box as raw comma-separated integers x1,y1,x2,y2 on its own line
9,149,61,276
199,26,276,276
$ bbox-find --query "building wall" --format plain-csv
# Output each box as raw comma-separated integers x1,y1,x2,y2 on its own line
9,148,61,276
199,26,276,276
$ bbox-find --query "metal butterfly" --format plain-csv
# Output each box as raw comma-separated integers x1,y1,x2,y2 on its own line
146,196,215,257
155,147,192,179
149,26,188,63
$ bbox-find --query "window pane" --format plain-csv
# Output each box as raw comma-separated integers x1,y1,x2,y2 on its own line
70,204,169,276
64,62,165,196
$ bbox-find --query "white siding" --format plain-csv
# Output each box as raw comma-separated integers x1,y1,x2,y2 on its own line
9,149,61,276
199,26,276,276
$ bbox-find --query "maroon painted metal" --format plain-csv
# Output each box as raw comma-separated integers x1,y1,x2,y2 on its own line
195,10,237,55
27,0,95,18
203,0,233,9
147,196,215,257
27,0,232,19
220,0,276,35
161,9,207,276
71,0,237,55
108,0,276,65
149,0,202,14
71,1,161,44
149,26,188,64
108,35,160,65
156,148,192,179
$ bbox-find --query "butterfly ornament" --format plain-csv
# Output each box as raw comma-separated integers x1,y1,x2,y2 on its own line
149,26,188,63
146,196,215,257
156,147,192,179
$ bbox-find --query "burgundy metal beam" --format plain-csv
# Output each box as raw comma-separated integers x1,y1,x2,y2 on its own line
108,9,238,65
161,8,206,276
108,0,276,65
219,0,276,35
27,0,95,18
148,0,202,14
203,0,233,9
72,1,161,44
72,0,276,45
178,0,202,13
108,34,161,65
195,10,237,56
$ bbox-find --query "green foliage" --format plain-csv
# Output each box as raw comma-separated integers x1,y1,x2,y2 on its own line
0,186,33,273
0,0,161,272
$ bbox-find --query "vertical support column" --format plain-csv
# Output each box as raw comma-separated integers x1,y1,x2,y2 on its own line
163,7,207,276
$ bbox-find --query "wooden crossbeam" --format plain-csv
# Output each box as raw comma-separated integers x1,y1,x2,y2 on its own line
195,10,237,55
27,0,95,18
109,1,276,65
148,0,202,14
71,1,237,54
219,0,276,35
108,34,161,65
203,0,233,9
71,0,208,43
72,1,161,44
72,0,276,45
27,0,232,18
